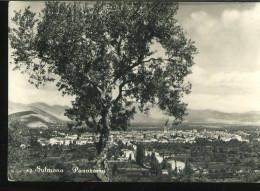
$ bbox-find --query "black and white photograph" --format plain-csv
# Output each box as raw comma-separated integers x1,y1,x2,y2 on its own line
8,1,260,182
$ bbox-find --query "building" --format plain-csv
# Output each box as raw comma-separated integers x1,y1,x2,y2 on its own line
154,152,164,163
167,160,185,173
161,169,169,175
63,138,73,145
49,137,64,145
75,139,89,145
37,138,49,146
122,149,136,161
66,134,78,140
145,151,153,157
20,144,26,149
49,137,73,145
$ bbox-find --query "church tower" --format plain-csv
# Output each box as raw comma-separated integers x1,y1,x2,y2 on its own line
163,119,169,134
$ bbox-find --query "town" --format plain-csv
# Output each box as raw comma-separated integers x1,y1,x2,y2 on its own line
22,125,259,182
37,126,256,147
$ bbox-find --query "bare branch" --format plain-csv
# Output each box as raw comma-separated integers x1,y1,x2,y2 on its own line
111,57,171,86
83,73,102,93
112,79,133,104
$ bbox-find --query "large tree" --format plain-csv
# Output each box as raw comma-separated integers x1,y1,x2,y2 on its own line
9,1,196,181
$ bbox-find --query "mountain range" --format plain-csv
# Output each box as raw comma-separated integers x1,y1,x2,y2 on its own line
8,101,69,129
8,101,260,129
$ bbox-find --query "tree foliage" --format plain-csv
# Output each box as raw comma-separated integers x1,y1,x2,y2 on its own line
9,2,197,173
112,163,118,176
8,119,30,163
136,143,146,165
150,152,162,175
8,119,30,180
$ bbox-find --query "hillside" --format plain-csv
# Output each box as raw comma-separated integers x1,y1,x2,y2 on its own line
9,102,68,129
9,101,71,121
8,101,260,127
29,102,70,121
185,109,260,125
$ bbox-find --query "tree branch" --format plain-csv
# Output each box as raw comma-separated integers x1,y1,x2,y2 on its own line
130,57,171,70
111,57,169,87
83,73,102,93
116,36,123,57
129,5,140,20
112,79,133,104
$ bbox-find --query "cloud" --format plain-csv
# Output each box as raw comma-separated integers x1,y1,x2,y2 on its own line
183,4,260,71
189,11,218,36
189,68,260,92
187,65,206,84
221,9,240,27
207,71,260,89
180,4,260,112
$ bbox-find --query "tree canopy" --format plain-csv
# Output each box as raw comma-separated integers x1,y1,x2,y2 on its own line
10,1,196,181
10,1,196,131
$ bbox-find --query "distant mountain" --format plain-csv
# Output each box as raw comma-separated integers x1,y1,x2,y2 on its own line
29,102,70,121
244,111,260,115
8,101,260,127
8,101,69,129
9,108,66,129
185,109,260,125
8,101,31,114
9,101,70,121
131,108,260,125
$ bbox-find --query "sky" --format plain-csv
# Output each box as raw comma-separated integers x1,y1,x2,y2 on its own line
8,2,260,113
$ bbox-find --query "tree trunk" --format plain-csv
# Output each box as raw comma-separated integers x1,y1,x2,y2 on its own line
94,107,113,182
94,132,112,182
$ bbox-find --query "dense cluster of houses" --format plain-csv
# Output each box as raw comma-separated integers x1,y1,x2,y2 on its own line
37,133,98,146
110,128,251,145
37,128,251,147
